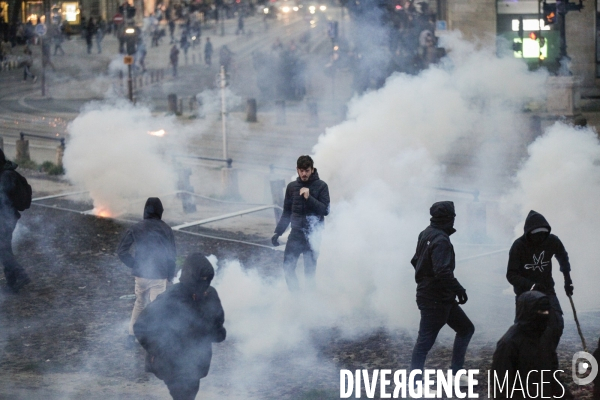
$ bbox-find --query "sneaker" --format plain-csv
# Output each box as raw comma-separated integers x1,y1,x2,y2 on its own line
32,76,37,83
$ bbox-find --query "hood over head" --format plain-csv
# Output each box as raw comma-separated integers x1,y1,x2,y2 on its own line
524,210,551,244
430,201,456,235
179,253,215,294
143,197,164,220
515,291,550,334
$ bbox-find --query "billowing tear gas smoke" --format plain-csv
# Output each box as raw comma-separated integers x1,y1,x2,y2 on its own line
212,34,560,361
63,101,180,216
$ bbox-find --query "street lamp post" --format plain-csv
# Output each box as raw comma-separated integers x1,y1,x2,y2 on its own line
220,65,227,160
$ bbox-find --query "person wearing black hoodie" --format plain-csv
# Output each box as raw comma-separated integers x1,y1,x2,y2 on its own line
271,155,330,291
507,210,572,374
410,201,474,382
117,197,176,342
491,291,553,399
134,253,226,400
0,148,30,293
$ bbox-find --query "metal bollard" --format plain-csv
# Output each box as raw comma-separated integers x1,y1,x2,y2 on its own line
119,70,124,88
150,70,155,83
189,96,197,112
168,94,178,114
139,76,143,88
275,100,286,125
246,98,257,122
15,139,30,162
178,99,183,115
56,139,65,168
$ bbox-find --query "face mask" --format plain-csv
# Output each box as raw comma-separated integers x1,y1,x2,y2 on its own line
529,232,548,244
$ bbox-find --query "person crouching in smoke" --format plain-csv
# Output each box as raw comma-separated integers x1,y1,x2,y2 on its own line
271,155,330,291
491,291,553,399
134,253,226,400
410,201,474,387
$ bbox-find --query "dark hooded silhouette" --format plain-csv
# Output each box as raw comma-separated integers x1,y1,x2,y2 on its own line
117,197,176,280
506,210,572,375
134,253,226,400
0,148,30,292
409,201,474,379
491,291,553,399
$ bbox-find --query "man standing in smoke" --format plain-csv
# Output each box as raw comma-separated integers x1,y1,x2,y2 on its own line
506,211,573,382
134,253,226,400
410,201,474,385
0,148,31,293
271,155,330,291
491,291,553,399
117,197,176,346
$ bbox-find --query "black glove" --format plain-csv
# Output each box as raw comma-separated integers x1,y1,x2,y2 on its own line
457,290,468,305
564,272,574,296
271,234,280,247
531,283,547,293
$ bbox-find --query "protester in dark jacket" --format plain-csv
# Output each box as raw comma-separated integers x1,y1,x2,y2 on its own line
117,197,176,341
507,210,572,373
491,291,553,399
409,201,474,381
0,148,30,293
134,253,226,400
272,155,330,291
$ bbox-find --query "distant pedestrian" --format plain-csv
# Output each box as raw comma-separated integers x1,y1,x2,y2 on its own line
22,45,36,82
117,197,176,346
134,253,226,400
204,37,212,66
236,15,244,35
86,17,96,54
136,38,147,72
219,44,232,73
41,38,56,71
53,24,65,55
180,28,189,64
96,17,106,54
170,44,179,77
0,148,32,293
168,19,175,44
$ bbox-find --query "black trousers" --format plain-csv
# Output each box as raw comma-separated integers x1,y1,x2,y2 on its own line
165,378,200,400
0,219,28,288
283,229,317,291
410,302,475,374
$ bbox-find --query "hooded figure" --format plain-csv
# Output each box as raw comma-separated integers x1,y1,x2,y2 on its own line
117,197,176,338
506,210,572,374
409,201,474,382
134,253,226,400
0,148,30,292
491,291,553,399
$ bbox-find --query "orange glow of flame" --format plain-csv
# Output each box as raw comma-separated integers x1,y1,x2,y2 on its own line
95,207,113,218
148,129,167,137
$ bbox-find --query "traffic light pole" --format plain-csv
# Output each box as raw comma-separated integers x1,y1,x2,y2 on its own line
128,64,133,102
220,65,227,160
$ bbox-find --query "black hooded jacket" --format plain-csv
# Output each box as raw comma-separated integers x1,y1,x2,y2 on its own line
134,254,226,382
0,148,21,224
491,291,553,399
117,198,177,280
274,169,330,235
411,201,465,306
507,211,570,296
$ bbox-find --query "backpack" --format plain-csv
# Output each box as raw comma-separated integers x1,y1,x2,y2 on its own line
6,171,32,211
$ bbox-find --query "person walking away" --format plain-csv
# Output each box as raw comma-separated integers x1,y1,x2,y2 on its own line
53,23,65,55
204,37,213,66
136,38,147,72
169,44,179,77
271,155,330,291
219,44,232,74
236,14,244,35
134,253,226,400
96,17,106,54
491,291,553,399
180,28,189,65
409,201,474,388
86,17,96,54
117,197,176,346
0,148,31,293
506,210,573,392
168,18,175,44
22,44,36,82
41,38,56,71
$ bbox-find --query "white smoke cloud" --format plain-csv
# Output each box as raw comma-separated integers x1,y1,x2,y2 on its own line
63,101,179,214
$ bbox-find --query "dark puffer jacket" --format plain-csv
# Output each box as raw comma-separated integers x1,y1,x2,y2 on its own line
0,148,21,224
117,198,177,280
411,201,464,307
134,253,226,382
507,210,570,296
491,291,553,399
274,169,330,235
